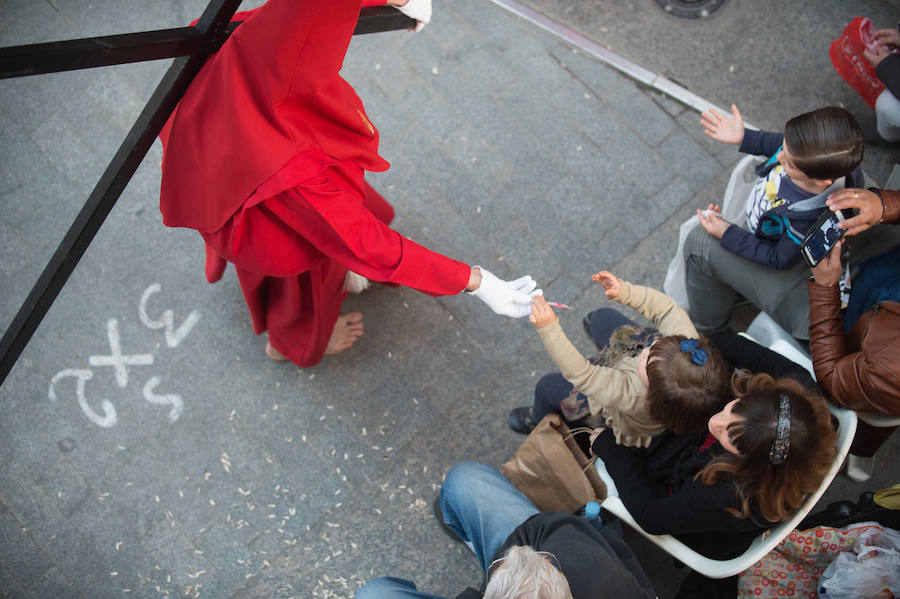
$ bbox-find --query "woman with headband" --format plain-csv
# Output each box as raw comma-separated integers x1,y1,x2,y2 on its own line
590,336,837,596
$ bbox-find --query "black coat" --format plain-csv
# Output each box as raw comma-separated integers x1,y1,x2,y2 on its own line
455,512,655,599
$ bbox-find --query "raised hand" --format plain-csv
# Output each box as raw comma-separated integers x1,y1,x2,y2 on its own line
700,104,745,145
591,270,622,298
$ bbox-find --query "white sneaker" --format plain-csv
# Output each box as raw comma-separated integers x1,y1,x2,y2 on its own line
845,454,874,482
343,271,370,294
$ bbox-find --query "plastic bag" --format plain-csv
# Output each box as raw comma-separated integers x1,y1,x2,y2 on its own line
829,17,885,109
817,525,900,599
500,414,606,513
663,154,757,310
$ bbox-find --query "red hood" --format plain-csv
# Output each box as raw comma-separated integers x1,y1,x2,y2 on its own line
159,0,389,232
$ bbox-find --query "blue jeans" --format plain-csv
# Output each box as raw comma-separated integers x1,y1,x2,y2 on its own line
532,308,636,422
354,462,539,599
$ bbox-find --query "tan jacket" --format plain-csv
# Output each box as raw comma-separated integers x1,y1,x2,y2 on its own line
536,281,699,447
808,189,900,415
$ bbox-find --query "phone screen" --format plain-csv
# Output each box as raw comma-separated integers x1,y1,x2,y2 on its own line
804,213,844,265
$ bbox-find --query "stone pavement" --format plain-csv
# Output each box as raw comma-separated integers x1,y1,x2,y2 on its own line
0,1,898,598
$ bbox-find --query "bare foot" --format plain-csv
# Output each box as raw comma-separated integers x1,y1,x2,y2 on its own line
324,312,364,355
265,340,288,361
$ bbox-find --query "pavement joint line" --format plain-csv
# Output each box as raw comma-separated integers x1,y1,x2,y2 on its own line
486,0,759,130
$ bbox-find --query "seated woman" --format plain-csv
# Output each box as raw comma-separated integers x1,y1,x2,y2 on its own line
590,338,838,596
808,187,899,474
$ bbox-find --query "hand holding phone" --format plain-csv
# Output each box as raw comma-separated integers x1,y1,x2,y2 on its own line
810,238,843,286
801,209,851,267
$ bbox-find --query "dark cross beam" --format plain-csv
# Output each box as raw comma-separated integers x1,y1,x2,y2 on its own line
0,4,414,383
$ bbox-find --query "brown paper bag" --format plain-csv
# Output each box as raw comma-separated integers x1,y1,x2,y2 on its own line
500,413,607,513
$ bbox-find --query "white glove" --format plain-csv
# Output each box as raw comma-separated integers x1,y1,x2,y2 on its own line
469,267,542,318
396,0,431,32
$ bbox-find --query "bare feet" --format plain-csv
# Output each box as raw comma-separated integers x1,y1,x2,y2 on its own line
265,340,288,361
324,312,364,355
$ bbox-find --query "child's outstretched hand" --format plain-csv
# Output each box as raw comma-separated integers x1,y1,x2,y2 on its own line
697,203,729,239
592,271,622,298
700,104,744,145
529,295,557,329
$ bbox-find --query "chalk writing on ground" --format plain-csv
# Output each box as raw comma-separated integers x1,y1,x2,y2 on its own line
48,283,201,428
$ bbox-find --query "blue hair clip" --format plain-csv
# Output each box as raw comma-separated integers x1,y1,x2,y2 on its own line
679,339,709,366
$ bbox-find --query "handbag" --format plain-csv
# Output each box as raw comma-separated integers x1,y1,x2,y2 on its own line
500,413,607,513
829,17,885,108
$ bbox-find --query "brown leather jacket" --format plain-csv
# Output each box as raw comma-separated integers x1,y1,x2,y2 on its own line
807,189,900,414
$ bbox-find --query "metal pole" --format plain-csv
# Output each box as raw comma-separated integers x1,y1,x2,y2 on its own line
0,3,415,384
0,7,414,79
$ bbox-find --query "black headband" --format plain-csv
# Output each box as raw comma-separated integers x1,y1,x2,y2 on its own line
769,393,792,465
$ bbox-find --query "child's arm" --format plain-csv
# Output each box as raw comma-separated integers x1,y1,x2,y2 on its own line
595,272,698,337
697,202,806,270
531,297,647,413
719,222,805,269
738,129,784,158
701,104,785,158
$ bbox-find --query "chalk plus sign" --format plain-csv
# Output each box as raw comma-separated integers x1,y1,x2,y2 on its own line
88,318,154,388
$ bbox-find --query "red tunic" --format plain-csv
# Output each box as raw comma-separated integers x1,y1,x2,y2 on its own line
159,0,470,366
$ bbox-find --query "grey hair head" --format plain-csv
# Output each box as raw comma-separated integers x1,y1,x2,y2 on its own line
483,546,573,599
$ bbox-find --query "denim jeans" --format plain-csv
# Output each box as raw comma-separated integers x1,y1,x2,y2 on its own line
354,463,539,599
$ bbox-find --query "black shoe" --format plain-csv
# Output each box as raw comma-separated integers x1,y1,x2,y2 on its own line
507,407,535,435
432,494,463,544
582,311,596,340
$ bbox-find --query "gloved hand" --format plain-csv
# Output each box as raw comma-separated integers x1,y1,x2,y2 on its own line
469,267,542,318
396,0,431,32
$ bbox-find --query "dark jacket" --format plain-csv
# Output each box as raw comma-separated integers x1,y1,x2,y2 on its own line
591,428,769,561
875,46,900,98
808,189,900,415
719,129,864,269
455,512,655,599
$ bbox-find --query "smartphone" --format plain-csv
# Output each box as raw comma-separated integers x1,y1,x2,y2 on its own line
801,209,850,267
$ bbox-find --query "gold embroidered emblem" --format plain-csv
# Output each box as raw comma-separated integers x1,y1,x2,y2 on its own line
356,109,374,136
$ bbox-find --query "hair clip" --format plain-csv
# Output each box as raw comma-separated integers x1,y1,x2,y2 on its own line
679,338,709,366
769,393,792,465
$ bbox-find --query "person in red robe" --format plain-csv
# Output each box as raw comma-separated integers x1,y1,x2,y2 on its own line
158,0,538,367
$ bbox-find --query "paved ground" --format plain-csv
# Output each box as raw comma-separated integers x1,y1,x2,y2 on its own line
1,1,898,598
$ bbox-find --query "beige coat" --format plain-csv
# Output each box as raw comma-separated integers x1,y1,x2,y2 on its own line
536,281,698,447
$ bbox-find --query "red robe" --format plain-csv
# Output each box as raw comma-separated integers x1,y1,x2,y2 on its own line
159,0,469,366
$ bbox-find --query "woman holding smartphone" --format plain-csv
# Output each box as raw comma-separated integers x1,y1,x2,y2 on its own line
807,187,900,474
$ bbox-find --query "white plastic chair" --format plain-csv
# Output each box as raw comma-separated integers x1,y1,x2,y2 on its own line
595,404,856,579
